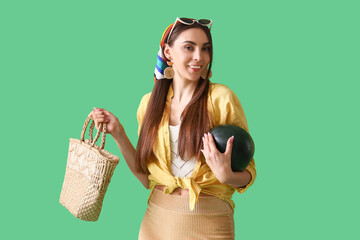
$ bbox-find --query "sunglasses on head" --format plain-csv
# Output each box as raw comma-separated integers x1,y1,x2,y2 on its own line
167,17,212,43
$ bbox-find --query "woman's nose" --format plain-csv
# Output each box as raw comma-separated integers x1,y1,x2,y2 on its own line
193,48,202,61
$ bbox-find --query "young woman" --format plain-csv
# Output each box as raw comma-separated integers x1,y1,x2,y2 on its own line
89,17,256,240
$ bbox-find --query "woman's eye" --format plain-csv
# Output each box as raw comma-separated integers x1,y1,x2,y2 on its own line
203,47,211,51
185,46,193,50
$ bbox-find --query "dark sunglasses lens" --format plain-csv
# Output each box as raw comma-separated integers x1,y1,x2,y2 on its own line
198,19,211,25
180,18,194,24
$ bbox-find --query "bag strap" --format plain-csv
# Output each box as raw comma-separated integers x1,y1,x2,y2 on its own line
80,116,106,150
89,121,96,144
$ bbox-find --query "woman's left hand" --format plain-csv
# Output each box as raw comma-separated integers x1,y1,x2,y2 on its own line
201,133,234,184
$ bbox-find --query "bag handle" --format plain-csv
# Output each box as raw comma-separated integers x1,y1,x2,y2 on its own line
89,121,96,143
89,120,107,149
80,116,106,149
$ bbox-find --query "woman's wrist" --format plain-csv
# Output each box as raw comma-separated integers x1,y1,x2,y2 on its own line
223,169,251,188
111,124,125,142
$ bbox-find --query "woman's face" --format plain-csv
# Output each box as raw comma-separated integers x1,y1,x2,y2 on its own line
165,28,211,82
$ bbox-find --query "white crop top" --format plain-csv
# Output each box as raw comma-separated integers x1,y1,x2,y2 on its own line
169,123,197,178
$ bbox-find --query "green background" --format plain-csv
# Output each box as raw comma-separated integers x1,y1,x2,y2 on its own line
1,0,359,239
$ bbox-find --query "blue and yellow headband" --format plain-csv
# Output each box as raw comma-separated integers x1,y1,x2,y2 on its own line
154,23,174,83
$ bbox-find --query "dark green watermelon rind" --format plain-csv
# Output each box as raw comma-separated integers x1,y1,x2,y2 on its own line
210,125,255,172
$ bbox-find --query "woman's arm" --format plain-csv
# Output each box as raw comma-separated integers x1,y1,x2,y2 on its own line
90,108,149,189
204,84,257,192
223,169,252,188
112,128,150,189
202,133,252,188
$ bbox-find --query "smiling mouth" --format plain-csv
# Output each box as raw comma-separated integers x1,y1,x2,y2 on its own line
188,65,202,72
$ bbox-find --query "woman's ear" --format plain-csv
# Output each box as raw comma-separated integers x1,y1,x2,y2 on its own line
164,43,172,61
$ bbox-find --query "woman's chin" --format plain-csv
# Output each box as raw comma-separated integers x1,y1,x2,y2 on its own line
174,71,201,82
186,72,202,81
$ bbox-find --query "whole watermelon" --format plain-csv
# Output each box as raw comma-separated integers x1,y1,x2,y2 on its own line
209,125,255,172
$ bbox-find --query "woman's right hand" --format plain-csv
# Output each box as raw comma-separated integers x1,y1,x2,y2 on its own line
88,107,124,137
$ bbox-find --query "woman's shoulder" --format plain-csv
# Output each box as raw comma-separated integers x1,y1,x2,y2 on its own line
137,92,152,118
209,81,238,101
139,92,152,106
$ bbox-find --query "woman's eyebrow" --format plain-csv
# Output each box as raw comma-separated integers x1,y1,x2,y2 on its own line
182,41,210,46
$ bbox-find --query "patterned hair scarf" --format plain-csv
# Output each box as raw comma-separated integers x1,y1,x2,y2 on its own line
154,23,175,83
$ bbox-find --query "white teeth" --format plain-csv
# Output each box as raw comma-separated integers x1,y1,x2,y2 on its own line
189,65,201,69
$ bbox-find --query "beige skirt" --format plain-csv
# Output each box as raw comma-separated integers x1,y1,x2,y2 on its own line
138,188,235,240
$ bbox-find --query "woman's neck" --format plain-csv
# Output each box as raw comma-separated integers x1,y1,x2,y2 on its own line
172,76,198,104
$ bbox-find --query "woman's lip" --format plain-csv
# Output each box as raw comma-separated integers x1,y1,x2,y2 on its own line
188,66,202,72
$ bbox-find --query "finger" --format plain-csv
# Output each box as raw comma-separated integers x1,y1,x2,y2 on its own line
203,133,211,153
207,133,218,152
103,112,111,120
94,107,112,115
89,111,100,121
101,109,112,116
96,116,106,122
99,117,110,122
201,149,211,164
94,111,105,117
94,114,105,122
94,110,109,118
93,111,106,122
92,108,102,119
225,136,234,156
94,108,113,119
200,149,206,157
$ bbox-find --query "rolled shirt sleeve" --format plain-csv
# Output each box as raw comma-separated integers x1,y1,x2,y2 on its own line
211,84,257,193
137,93,151,136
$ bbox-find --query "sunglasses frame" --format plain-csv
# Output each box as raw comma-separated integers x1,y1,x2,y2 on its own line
166,17,213,43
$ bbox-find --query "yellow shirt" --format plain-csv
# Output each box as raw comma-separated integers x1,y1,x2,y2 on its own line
137,81,256,211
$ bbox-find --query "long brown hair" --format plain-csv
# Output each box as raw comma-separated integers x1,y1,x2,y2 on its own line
135,21,214,174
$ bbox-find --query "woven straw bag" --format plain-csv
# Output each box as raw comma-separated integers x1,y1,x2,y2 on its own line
59,116,120,221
